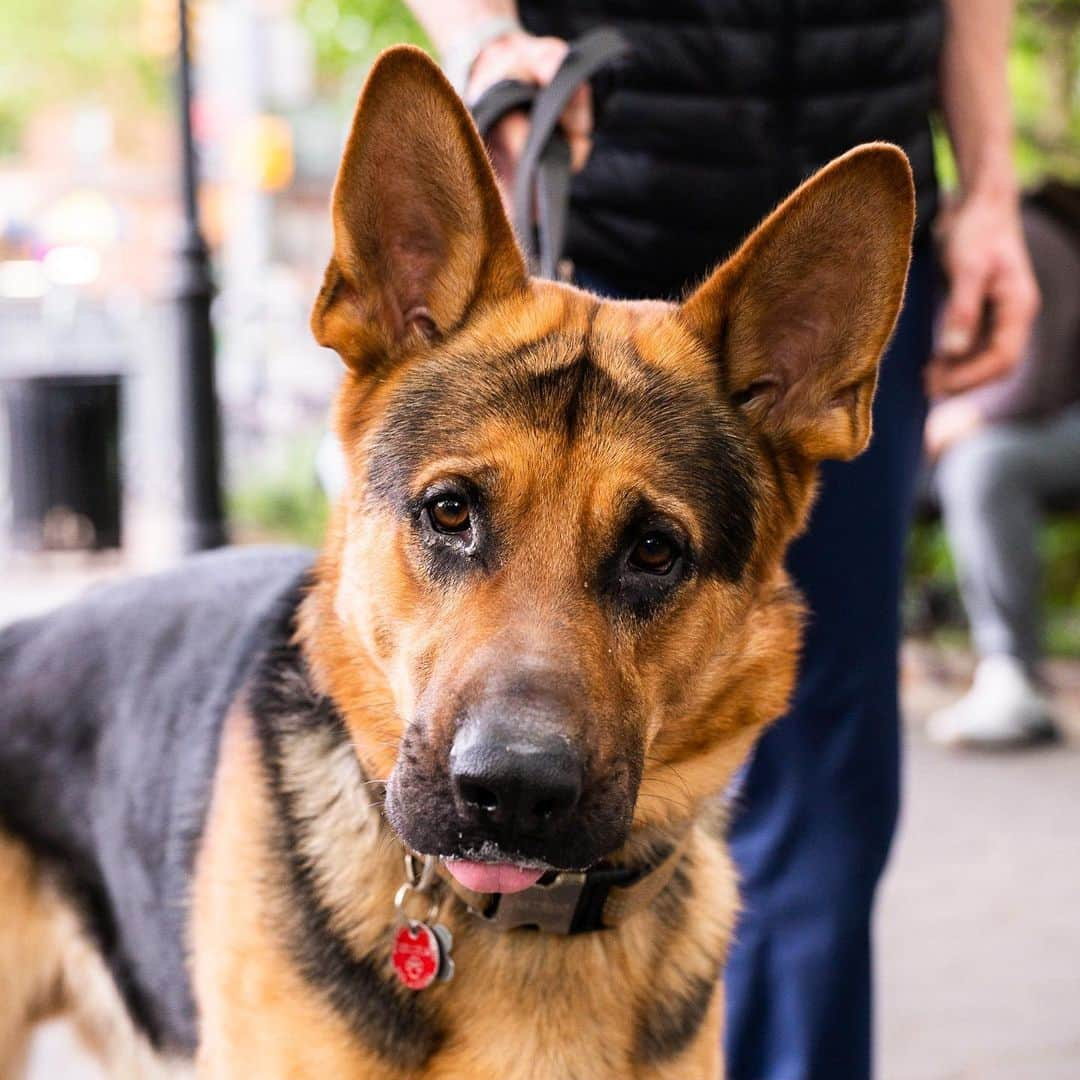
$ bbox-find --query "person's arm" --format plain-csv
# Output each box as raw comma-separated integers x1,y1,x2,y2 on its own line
405,0,591,203
408,0,519,78
928,0,1040,398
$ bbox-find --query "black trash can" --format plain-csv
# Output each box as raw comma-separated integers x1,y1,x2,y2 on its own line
2,374,123,551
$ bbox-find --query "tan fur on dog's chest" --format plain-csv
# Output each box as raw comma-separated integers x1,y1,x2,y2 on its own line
191,705,735,1079
193,706,386,1078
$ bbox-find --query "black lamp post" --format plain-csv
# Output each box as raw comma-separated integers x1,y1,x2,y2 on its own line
175,0,227,551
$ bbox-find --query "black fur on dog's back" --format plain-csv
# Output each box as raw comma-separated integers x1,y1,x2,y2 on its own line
0,546,313,1052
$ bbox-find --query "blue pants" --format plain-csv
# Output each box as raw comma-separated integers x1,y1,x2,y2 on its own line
578,244,933,1080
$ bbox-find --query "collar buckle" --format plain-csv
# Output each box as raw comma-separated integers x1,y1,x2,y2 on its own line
476,871,589,934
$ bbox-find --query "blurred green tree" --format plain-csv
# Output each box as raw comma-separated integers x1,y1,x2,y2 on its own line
934,0,1080,184
0,0,165,156
1013,0,1080,179
297,0,428,80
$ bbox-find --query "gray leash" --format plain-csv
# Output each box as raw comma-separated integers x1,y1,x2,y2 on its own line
470,27,630,279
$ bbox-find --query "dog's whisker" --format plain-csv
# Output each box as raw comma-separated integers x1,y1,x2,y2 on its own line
636,790,692,811
643,758,695,804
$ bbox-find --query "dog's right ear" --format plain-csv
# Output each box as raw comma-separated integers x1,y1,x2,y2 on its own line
311,46,527,371
681,144,915,462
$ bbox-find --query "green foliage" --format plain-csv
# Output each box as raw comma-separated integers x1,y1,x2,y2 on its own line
907,518,1080,656
907,519,958,587
1042,515,1080,610
1047,608,1080,655
298,0,430,80
228,439,329,549
936,1,1080,186
1013,0,1080,181
0,0,165,156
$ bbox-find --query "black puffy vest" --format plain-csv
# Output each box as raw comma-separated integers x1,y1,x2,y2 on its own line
518,0,944,296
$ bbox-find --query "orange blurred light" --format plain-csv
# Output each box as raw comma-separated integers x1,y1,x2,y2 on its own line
233,114,295,192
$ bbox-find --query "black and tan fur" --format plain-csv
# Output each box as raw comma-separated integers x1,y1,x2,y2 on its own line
0,46,914,1079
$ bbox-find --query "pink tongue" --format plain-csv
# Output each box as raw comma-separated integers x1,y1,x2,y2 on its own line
445,860,544,894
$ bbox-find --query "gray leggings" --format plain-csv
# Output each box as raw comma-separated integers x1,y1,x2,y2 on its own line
936,405,1080,669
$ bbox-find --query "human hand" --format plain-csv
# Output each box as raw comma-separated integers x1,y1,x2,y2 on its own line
924,396,985,460
926,192,1039,398
465,31,592,207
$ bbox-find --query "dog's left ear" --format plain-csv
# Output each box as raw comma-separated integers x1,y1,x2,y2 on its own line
681,143,915,461
311,46,527,370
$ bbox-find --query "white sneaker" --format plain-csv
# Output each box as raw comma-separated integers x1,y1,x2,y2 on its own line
926,654,1061,749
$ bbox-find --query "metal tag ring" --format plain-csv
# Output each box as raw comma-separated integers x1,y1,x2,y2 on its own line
403,852,439,891
394,882,440,926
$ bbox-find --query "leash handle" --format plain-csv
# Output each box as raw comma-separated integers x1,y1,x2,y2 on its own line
470,77,537,140
470,27,630,279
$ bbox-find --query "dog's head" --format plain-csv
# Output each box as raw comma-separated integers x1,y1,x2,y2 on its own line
307,47,914,888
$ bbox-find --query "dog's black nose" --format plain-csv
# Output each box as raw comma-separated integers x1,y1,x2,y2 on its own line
450,721,583,838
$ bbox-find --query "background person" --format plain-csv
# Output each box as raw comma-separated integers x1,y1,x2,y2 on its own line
926,186,1080,749
406,2,1038,1077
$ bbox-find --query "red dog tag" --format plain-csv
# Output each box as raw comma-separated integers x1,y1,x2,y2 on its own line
392,923,442,990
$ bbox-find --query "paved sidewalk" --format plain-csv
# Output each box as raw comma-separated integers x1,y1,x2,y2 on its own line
6,564,1079,1078
878,733,1080,1080
878,644,1080,1080
0,551,135,625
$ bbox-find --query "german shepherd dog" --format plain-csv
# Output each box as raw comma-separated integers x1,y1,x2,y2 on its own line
0,47,913,1080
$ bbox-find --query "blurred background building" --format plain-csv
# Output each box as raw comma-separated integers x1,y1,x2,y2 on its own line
0,0,429,572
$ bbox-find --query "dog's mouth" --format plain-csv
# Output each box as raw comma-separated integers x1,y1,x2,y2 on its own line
441,841,556,894
444,859,545,894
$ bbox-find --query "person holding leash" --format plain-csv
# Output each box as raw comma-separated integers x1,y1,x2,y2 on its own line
406,2,1038,1077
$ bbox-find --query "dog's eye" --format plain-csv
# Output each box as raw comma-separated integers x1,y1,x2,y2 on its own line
628,532,678,575
428,495,471,534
